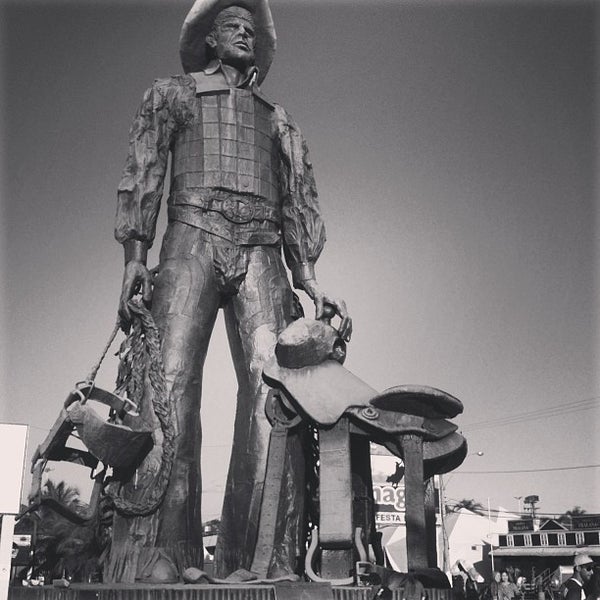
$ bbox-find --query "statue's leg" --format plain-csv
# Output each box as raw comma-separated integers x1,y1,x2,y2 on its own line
215,245,306,578
152,224,221,568
107,223,220,582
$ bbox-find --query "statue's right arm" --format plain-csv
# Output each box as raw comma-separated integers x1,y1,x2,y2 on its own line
118,240,152,331
114,79,181,330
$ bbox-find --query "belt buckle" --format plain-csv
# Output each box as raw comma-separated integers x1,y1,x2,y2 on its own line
221,196,254,224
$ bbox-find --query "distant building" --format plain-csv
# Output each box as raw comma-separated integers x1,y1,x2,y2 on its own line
492,515,600,575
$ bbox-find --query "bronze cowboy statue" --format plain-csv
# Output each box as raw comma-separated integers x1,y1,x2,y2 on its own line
109,0,352,583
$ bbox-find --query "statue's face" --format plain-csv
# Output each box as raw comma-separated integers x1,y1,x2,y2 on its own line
207,7,256,70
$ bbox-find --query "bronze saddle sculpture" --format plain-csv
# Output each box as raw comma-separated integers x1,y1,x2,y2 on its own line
256,316,467,587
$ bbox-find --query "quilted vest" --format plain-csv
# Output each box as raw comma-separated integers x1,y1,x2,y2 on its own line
170,88,278,204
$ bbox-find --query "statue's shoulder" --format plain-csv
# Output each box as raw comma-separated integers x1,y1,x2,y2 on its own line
151,74,195,95
270,102,300,131
140,75,195,113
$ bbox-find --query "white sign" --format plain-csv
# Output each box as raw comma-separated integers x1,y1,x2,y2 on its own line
0,424,29,514
376,512,406,525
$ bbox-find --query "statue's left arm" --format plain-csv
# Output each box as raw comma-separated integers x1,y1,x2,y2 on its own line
274,105,352,341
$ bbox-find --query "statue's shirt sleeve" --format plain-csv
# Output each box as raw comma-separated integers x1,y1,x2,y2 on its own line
115,77,190,247
274,104,326,284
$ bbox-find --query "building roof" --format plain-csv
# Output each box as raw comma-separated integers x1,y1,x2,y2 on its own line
492,546,600,557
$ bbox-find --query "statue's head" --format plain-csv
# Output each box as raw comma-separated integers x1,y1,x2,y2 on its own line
180,0,276,84
206,6,255,71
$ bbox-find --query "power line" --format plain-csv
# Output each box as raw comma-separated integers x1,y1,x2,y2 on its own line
464,396,598,427
452,464,600,474
462,397,599,432
464,404,598,432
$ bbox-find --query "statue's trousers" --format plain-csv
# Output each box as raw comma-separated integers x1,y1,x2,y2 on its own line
150,221,305,576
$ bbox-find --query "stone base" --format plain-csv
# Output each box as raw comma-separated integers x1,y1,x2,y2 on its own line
9,583,452,600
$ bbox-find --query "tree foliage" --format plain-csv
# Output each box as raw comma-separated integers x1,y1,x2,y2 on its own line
446,498,486,515
558,505,586,523
31,479,108,582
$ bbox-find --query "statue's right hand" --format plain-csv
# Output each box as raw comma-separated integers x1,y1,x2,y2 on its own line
119,261,153,332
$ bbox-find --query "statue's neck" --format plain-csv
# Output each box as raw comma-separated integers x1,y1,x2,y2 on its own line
221,62,251,87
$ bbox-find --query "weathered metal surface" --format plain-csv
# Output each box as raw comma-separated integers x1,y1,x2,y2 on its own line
31,408,76,465
251,425,291,577
108,228,305,581
302,420,354,584
263,317,467,586
110,0,356,580
400,434,427,570
274,582,333,599
179,1,276,83
331,590,373,600
346,408,457,441
384,432,468,478
262,359,377,425
422,433,468,477
9,585,276,600
274,318,341,368
171,89,278,202
67,403,152,469
30,381,152,492
370,386,463,419
9,586,452,600
318,421,353,550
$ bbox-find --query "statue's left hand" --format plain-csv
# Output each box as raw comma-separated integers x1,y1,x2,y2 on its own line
301,279,352,342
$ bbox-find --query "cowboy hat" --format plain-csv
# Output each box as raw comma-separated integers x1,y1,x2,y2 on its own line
574,554,596,568
179,0,276,84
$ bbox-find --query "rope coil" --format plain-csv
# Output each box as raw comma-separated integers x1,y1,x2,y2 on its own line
106,299,176,517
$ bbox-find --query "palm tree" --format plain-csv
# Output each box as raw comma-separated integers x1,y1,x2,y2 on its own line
32,479,105,582
446,498,486,515
41,480,82,509
558,506,586,524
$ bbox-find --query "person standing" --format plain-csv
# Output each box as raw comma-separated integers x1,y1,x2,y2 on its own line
563,555,596,600
498,571,520,600
489,571,502,600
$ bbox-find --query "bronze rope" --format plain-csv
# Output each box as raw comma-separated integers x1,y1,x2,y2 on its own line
107,299,176,517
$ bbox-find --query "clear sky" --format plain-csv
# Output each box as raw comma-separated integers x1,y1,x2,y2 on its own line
1,0,598,524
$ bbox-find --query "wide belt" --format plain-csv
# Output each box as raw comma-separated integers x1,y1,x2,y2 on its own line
170,190,280,225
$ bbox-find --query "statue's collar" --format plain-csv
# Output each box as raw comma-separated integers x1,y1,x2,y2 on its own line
201,59,259,88
190,61,272,107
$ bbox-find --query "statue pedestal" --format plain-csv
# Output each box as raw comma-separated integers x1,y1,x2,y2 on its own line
9,583,453,600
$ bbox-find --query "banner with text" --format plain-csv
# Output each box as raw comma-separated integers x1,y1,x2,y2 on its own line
371,451,406,527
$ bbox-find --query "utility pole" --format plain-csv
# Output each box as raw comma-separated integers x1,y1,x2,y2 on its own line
487,497,495,572
524,495,539,519
438,475,450,573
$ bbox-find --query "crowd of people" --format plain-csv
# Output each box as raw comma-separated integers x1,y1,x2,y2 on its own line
452,556,599,600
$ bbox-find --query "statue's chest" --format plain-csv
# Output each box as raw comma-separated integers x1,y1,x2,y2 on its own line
172,88,277,196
